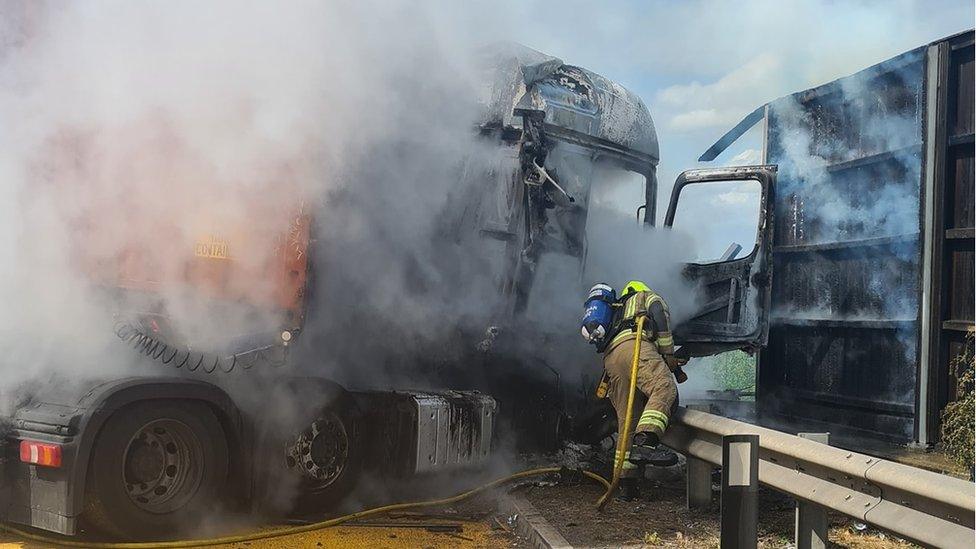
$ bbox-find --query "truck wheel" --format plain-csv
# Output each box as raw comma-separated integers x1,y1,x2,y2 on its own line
285,398,363,509
83,400,229,539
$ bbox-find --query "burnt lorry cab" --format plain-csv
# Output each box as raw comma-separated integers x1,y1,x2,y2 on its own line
458,45,777,443
0,44,781,539
467,45,776,353
465,45,662,316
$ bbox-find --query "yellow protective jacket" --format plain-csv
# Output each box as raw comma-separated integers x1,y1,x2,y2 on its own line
604,290,675,357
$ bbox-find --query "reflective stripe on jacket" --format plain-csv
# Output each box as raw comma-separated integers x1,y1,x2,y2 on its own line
606,290,671,353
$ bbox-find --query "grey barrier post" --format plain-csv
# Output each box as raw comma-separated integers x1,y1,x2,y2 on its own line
686,404,713,509
795,433,830,549
721,433,758,549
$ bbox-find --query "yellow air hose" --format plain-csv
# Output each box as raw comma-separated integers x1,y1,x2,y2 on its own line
1,467,610,548
595,314,644,510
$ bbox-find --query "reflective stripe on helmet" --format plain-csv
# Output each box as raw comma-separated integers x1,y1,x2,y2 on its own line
588,283,614,300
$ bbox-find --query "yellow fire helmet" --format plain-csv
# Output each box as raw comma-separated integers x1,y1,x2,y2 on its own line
622,280,650,296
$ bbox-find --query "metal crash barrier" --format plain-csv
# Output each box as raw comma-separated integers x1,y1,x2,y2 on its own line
662,407,976,549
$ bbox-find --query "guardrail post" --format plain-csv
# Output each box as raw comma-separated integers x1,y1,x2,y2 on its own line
721,434,758,549
686,404,712,509
795,433,830,549
664,406,976,548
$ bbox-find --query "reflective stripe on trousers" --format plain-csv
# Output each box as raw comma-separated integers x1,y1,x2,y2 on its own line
636,409,668,433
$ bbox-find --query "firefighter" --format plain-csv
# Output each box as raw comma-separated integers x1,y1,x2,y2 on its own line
601,280,683,500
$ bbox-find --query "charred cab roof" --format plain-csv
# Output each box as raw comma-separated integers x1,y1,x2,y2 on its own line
479,43,658,172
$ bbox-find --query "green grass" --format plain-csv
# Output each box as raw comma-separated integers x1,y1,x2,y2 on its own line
707,350,756,392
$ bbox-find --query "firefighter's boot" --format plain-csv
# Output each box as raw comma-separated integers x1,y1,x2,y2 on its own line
631,432,679,467
630,445,679,467
633,431,659,448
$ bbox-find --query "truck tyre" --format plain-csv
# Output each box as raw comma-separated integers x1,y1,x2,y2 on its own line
285,395,363,511
83,400,229,539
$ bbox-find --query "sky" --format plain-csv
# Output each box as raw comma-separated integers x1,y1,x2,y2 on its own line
482,0,974,221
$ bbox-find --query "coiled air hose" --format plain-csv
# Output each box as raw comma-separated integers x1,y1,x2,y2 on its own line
594,314,645,510
1,467,610,548
114,322,285,375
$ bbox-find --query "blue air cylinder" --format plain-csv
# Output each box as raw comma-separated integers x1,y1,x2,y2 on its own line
581,283,616,345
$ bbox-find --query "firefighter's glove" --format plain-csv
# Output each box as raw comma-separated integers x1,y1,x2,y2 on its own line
674,366,688,384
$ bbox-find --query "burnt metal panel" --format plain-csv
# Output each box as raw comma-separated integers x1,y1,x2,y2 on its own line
664,165,777,353
950,147,975,229
759,46,928,442
701,30,974,445
357,390,496,476
949,41,974,139
923,31,975,442
479,43,659,165
699,105,766,162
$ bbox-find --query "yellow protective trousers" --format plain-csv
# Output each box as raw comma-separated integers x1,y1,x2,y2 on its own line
602,335,677,477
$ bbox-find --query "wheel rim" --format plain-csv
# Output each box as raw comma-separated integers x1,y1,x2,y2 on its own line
121,419,203,514
285,413,349,490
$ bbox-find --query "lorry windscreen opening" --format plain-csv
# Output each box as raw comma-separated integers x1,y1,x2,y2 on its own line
670,178,762,264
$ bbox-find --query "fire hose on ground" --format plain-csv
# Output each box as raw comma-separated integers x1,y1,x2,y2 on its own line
1,467,611,548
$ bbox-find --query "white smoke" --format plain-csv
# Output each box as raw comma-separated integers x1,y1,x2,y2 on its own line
769,61,925,323
1,0,960,514
0,2,494,399
0,2,707,497
757,54,931,437
0,0,529,524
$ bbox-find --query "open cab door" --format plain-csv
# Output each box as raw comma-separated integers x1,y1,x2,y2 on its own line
664,166,776,357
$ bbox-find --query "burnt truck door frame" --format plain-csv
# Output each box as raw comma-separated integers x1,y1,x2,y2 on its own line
664,165,776,357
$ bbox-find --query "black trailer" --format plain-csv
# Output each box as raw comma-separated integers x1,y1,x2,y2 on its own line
701,30,975,446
